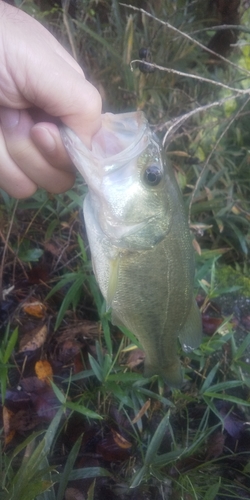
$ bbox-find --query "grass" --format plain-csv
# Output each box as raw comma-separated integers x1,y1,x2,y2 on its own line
1,0,250,499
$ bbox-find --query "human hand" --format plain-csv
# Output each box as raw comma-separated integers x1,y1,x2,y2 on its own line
0,1,102,198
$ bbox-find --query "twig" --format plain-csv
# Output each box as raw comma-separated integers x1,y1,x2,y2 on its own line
130,60,247,96
191,24,250,36
188,95,250,223
159,93,243,145
121,4,250,77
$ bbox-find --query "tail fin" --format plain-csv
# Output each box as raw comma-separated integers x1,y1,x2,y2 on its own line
144,358,183,388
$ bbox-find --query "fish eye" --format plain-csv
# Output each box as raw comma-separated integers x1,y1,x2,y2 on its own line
143,165,162,186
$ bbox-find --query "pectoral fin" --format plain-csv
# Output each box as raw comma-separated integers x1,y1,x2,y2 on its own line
106,256,120,311
179,297,202,351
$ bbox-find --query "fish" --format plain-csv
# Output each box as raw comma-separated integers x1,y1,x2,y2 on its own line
61,111,202,387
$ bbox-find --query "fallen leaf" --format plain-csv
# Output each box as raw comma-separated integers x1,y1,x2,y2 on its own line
27,264,49,285
22,301,47,318
111,429,132,449
11,409,40,432
231,205,241,215
216,401,245,439
57,340,81,364
3,406,16,445
132,399,151,424
33,385,59,421
96,432,131,461
202,314,223,335
20,377,46,393
73,352,84,374
35,359,53,382
19,323,48,352
44,241,61,256
65,488,85,500
206,431,225,459
125,348,145,369
192,238,201,255
57,321,100,343
18,378,59,421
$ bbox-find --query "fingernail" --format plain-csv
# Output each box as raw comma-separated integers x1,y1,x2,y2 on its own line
0,108,20,129
31,125,56,153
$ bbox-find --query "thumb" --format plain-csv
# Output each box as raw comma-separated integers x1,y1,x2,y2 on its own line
59,76,102,148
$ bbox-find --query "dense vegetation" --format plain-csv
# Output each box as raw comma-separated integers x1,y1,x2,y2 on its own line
0,1,250,499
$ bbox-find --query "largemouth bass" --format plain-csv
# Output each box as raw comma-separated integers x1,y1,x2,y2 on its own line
61,111,202,387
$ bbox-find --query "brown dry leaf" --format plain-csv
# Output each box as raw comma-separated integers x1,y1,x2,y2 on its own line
27,265,49,285
111,429,132,449
125,348,145,369
204,186,213,201
57,340,81,364
202,314,223,335
73,352,84,374
132,399,151,424
19,323,48,352
34,386,59,421
3,406,16,445
22,301,47,318
35,359,53,382
11,409,40,432
192,238,201,255
65,488,85,500
58,320,101,343
231,205,241,215
96,432,131,461
44,241,61,256
206,431,225,460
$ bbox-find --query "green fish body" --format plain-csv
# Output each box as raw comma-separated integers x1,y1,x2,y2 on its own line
61,111,202,387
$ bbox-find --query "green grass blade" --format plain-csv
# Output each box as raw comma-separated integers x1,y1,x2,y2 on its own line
54,274,85,330
234,332,250,360
203,392,250,406
56,435,82,500
65,401,102,420
87,479,96,500
200,362,220,393
67,467,111,480
203,479,221,500
88,354,103,382
3,327,18,364
130,465,147,488
74,20,121,60
145,411,170,465
205,380,243,393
